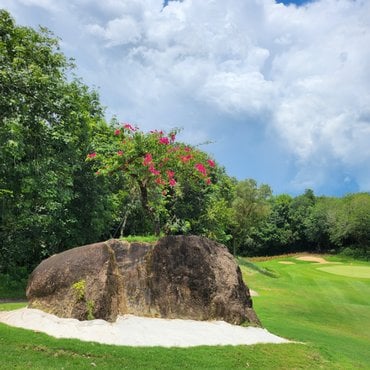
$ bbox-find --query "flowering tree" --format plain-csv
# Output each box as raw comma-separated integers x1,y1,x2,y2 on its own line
87,123,218,235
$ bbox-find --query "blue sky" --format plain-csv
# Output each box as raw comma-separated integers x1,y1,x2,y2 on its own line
0,0,369,196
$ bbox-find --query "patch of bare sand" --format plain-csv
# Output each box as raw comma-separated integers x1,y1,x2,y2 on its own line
296,256,329,264
0,308,290,347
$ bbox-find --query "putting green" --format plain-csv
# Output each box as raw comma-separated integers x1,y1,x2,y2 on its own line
317,265,370,279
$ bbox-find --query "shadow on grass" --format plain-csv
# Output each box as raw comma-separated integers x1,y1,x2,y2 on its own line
236,257,279,278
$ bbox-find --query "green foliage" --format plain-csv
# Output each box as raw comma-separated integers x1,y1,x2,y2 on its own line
0,271,27,299
0,10,118,273
198,173,235,244
89,125,221,236
327,193,370,250
86,300,95,320
71,280,95,320
71,280,86,301
231,179,272,255
120,235,159,243
340,246,370,261
235,190,369,257
304,196,333,251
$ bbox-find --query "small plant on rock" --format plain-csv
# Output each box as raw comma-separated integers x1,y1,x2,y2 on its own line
72,279,86,301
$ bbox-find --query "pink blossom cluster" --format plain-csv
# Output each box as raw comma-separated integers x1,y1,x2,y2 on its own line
91,125,217,190
195,163,207,176
142,152,176,186
123,123,136,131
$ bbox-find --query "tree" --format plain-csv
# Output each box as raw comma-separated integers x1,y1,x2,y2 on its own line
288,189,316,249
88,125,219,236
250,194,294,255
304,196,334,252
327,193,370,254
198,172,236,245
231,179,272,255
0,10,116,272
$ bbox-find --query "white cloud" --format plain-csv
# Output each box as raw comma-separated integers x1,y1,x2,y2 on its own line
87,16,142,46
18,0,59,12
1,0,370,194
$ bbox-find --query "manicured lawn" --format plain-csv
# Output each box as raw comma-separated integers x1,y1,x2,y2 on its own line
316,265,370,278
0,254,369,369
0,323,326,369
241,254,370,369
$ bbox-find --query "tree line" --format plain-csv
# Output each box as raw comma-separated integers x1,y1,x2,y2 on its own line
230,183,369,259
0,10,368,275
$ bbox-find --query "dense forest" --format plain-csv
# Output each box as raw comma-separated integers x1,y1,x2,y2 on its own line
0,10,369,276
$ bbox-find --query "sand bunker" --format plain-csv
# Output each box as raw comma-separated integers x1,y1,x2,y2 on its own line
0,308,289,347
296,256,329,264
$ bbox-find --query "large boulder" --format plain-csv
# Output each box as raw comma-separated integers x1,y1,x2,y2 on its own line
27,235,260,325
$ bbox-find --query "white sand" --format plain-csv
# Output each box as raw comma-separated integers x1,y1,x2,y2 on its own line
0,308,289,347
296,256,329,263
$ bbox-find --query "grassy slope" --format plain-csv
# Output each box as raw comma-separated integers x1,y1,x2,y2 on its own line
0,325,324,370
0,254,369,369
241,255,370,369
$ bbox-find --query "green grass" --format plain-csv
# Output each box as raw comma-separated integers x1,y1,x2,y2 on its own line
241,254,370,369
317,265,370,278
120,235,159,243
0,302,27,311
0,254,369,369
236,257,279,278
0,321,327,369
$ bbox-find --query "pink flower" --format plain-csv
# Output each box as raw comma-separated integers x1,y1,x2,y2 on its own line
167,146,179,153
114,129,121,135
167,170,175,178
170,133,176,142
87,152,97,158
159,137,169,145
184,147,191,152
155,177,164,185
149,165,160,176
123,123,136,131
207,159,215,168
180,154,193,163
169,178,177,187
117,150,123,156
206,178,212,185
143,153,152,166
195,163,207,176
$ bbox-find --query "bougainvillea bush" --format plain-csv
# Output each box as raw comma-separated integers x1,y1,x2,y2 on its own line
87,123,224,236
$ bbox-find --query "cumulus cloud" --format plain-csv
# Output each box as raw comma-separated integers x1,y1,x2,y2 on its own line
87,16,142,46
1,0,369,194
